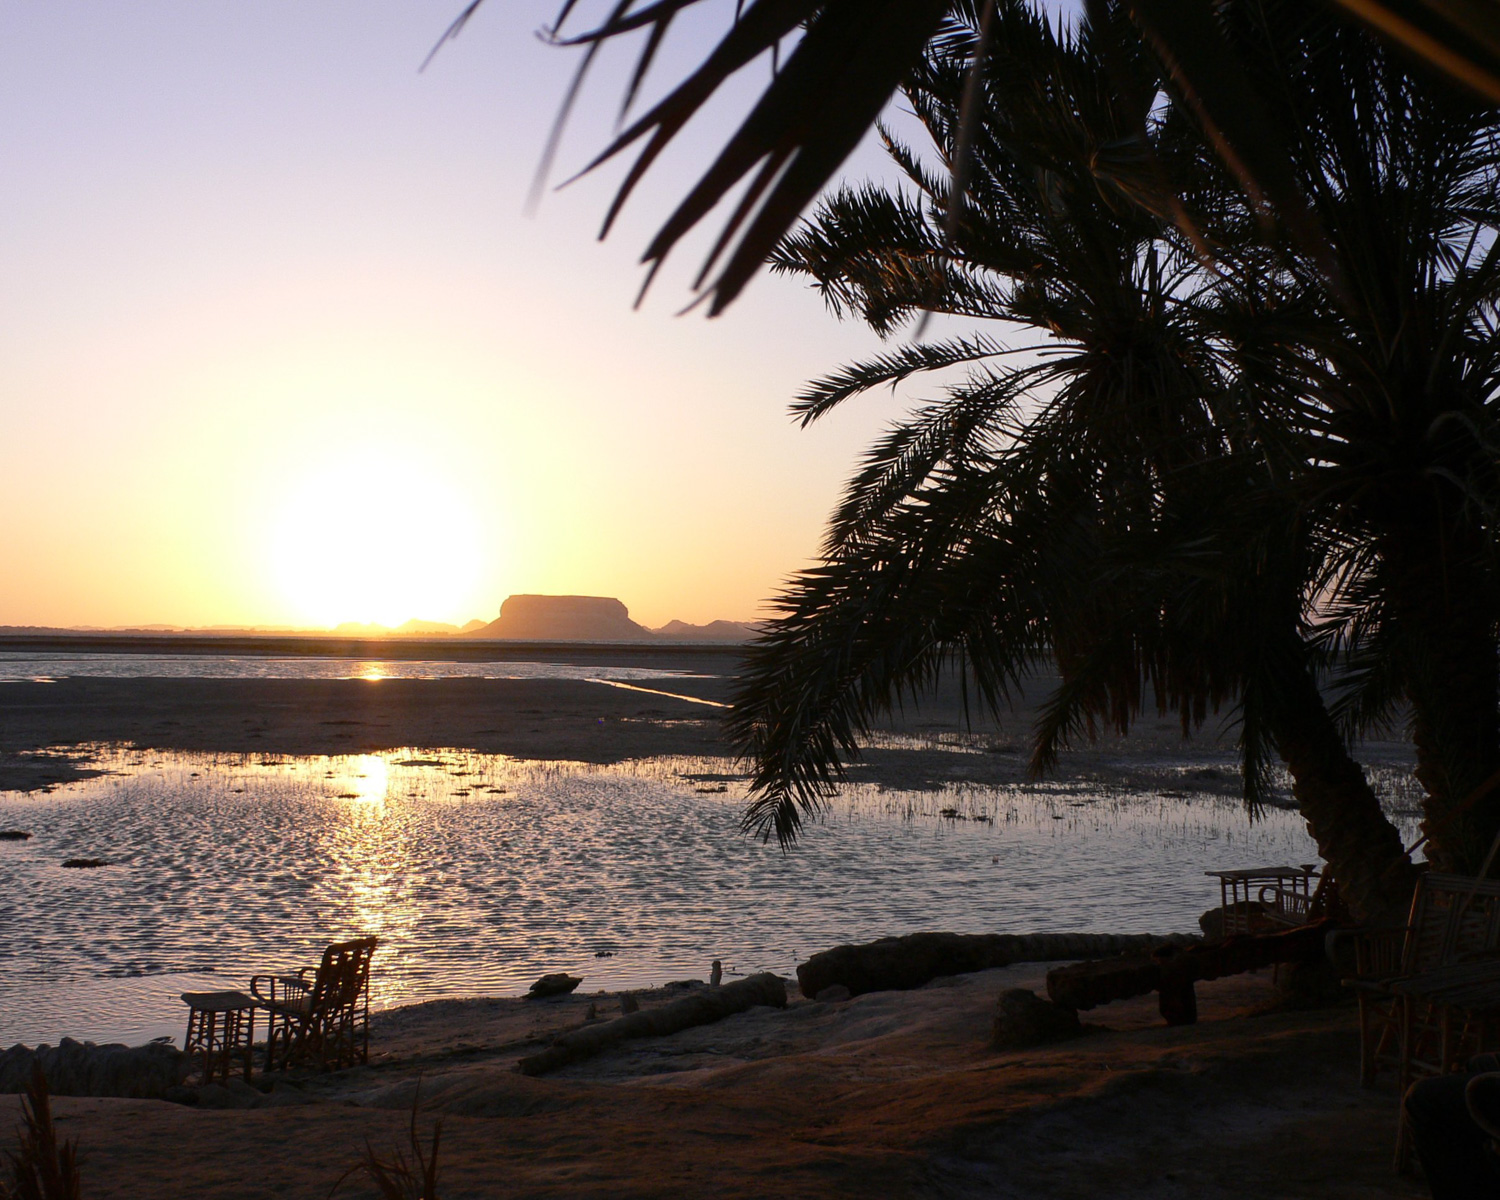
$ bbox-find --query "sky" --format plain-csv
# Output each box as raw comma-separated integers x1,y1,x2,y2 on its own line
0,1,951,631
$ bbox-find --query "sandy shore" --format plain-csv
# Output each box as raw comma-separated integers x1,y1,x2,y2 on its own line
3,968,1425,1199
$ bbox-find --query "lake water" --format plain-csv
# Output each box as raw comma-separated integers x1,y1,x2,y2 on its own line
0,651,710,684
0,746,1421,1047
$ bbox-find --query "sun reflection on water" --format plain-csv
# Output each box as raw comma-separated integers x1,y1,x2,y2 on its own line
321,752,416,1009
331,754,389,805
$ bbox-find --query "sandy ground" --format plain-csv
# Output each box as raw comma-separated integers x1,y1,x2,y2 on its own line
2,969,1427,1199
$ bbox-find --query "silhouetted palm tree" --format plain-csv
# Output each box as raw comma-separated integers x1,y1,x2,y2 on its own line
1220,4,1500,871
722,0,1500,918
441,0,1500,312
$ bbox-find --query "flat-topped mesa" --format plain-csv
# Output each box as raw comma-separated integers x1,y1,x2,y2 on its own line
470,595,655,642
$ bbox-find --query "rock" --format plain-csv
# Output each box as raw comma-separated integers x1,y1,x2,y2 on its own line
0,830,31,841
527,973,582,999
194,1083,238,1109
162,1084,198,1106
0,1038,189,1098
224,1076,262,1102
61,858,108,869
815,985,851,1003
991,988,1083,1049
263,1081,314,1107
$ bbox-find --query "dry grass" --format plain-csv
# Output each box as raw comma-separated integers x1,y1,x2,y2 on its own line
4,1065,81,1200
332,1082,443,1200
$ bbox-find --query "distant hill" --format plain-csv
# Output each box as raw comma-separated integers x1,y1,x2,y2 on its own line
653,619,758,644
467,595,655,642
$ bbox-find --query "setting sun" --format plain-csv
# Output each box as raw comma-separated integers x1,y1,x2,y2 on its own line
266,450,486,628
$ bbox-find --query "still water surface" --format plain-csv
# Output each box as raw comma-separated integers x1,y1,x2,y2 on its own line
0,748,1419,1046
0,652,706,683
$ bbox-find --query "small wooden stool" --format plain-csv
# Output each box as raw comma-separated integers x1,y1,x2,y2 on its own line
181,990,257,1084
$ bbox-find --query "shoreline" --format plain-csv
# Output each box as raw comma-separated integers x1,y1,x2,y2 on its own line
0,631,749,664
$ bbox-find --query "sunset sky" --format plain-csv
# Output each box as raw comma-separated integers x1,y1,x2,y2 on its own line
0,2,940,631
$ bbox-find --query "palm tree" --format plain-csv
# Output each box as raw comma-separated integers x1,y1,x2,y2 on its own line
438,0,1500,313
1217,4,1500,872
726,0,1421,922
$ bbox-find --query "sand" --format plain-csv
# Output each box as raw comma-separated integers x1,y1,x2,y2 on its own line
2,969,1425,1199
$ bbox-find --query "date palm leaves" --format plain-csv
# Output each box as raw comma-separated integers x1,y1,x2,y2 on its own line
727,0,1474,919
436,0,1500,310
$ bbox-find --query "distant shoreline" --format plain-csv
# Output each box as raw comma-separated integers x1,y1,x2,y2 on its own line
0,631,746,664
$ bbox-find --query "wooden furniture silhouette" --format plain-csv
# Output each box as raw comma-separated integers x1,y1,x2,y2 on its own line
1343,873,1500,1092
1204,865,1319,935
180,990,256,1084
250,936,378,1071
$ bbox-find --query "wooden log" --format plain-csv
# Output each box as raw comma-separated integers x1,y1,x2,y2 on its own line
794,932,1194,999
1047,953,1161,1012
1046,919,1334,1016
515,973,787,1076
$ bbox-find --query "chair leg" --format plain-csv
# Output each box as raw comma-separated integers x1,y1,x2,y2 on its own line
1358,996,1374,1087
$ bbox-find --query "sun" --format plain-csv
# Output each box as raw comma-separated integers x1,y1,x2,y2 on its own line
267,450,484,628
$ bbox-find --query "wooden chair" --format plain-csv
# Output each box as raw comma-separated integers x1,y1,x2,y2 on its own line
1205,865,1319,935
1341,873,1500,1088
251,936,378,1072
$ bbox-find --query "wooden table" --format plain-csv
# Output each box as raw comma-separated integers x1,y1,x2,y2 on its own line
181,990,257,1085
1205,865,1319,934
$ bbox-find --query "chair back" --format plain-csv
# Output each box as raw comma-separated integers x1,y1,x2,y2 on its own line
1401,873,1500,974
308,936,378,1015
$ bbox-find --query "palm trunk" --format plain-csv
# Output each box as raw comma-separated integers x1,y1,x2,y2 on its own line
1406,599,1500,875
1270,656,1418,926
1388,527,1500,875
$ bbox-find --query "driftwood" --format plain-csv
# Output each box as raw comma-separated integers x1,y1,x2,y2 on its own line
515,973,787,1076
1046,919,1333,1025
795,932,1195,999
